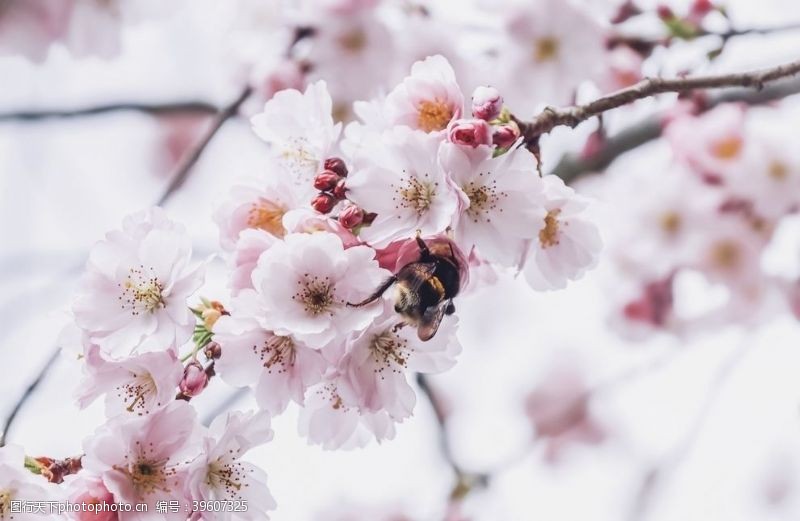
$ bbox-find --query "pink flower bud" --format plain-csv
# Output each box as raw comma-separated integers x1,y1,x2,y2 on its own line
323,157,348,177
332,179,347,200
656,4,674,20
179,361,208,397
471,86,503,121
339,204,364,229
492,124,520,149
204,341,222,360
447,118,492,148
313,170,341,191
311,192,336,214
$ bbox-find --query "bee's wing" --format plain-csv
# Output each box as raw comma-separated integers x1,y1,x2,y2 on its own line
417,302,447,342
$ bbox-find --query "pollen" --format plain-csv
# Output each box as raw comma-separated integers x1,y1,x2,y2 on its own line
253,335,296,374
463,173,505,223
710,240,741,269
534,37,560,62
539,209,562,249
247,200,286,237
0,489,12,518
114,441,177,497
393,174,437,215
118,265,165,316
279,137,318,181
659,211,682,235
768,161,788,181
206,456,251,499
117,371,158,416
710,136,742,160
369,330,409,378
338,28,366,52
417,99,453,132
293,275,338,316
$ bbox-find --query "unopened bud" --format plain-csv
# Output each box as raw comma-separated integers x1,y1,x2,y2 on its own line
203,341,222,360
339,204,364,229
447,118,492,148
492,124,520,149
313,170,341,191
179,361,209,397
201,308,222,331
471,86,503,121
311,192,336,214
323,157,348,177
332,179,347,200
656,4,675,20
690,0,714,17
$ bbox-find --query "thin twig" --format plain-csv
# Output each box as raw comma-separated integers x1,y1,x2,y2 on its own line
551,74,800,184
0,101,218,122
517,59,800,144
0,86,253,448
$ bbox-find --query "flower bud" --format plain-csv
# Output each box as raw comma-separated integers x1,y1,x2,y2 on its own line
656,4,675,20
201,308,222,331
447,118,492,148
311,192,336,214
203,341,222,360
323,157,348,177
492,124,520,149
332,179,347,200
179,361,209,397
339,204,364,229
471,86,503,121
313,170,341,191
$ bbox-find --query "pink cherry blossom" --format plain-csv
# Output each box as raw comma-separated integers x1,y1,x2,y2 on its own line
185,411,276,520
228,229,279,296
439,142,546,266
281,208,361,248
339,301,461,420
446,119,492,148
214,315,327,415
67,476,117,521
346,128,461,248
298,373,397,450
384,55,464,134
72,208,204,357
251,81,342,194
75,343,182,418
522,176,602,291
81,401,199,520
243,232,389,348
471,86,503,121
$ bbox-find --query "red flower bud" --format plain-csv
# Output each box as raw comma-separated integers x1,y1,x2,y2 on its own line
179,361,208,397
203,341,222,360
323,157,348,177
656,5,674,20
338,204,364,229
492,124,520,149
471,86,503,121
311,192,336,213
332,179,347,200
313,170,341,191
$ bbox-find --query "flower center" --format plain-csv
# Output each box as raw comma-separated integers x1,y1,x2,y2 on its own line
207,458,249,499
463,176,503,222
0,489,12,519
294,276,337,316
316,383,348,411
117,372,158,415
115,442,176,497
417,100,453,132
710,240,741,269
119,266,165,315
768,161,788,181
280,137,319,184
539,209,562,248
710,136,742,160
247,200,286,237
253,335,296,374
660,211,682,235
534,37,559,62
370,331,408,375
393,174,437,215
338,28,366,52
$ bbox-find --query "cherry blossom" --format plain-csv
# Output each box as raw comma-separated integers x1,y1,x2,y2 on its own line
66,476,117,521
0,445,61,520
521,176,602,291
72,208,204,357
75,343,183,418
81,401,199,520
185,411,276,520
228,229,278,296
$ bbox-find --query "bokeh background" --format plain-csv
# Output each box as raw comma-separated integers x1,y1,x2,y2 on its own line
2,0,800,519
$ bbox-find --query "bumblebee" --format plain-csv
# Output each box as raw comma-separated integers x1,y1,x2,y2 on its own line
349,236,463,341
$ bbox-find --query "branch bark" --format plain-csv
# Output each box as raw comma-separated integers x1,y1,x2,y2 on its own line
517,59,800,146
550,72,800,184
0,101,218,122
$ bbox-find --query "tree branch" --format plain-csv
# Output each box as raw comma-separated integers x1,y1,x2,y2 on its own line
0,85,253,448
551,73,800,184
0,101,219,122
517,59,800,145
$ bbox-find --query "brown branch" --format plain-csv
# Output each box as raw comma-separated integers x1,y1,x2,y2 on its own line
0,86,253,448
0,101,218,122
517,59,800,145
551,73,800,184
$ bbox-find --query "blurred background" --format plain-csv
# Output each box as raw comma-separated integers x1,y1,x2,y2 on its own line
2,0,800,519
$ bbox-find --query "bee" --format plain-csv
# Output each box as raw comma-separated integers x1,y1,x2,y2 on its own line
348,235,464,341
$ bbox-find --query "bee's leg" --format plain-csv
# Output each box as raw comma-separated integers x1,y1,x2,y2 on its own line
347,276,397,307
392,321,408,332
444,300,455,315
414,232,431,259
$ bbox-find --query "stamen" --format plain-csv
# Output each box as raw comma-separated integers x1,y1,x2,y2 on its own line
118,265,165,316
539,209,562,248
417,100,453,132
